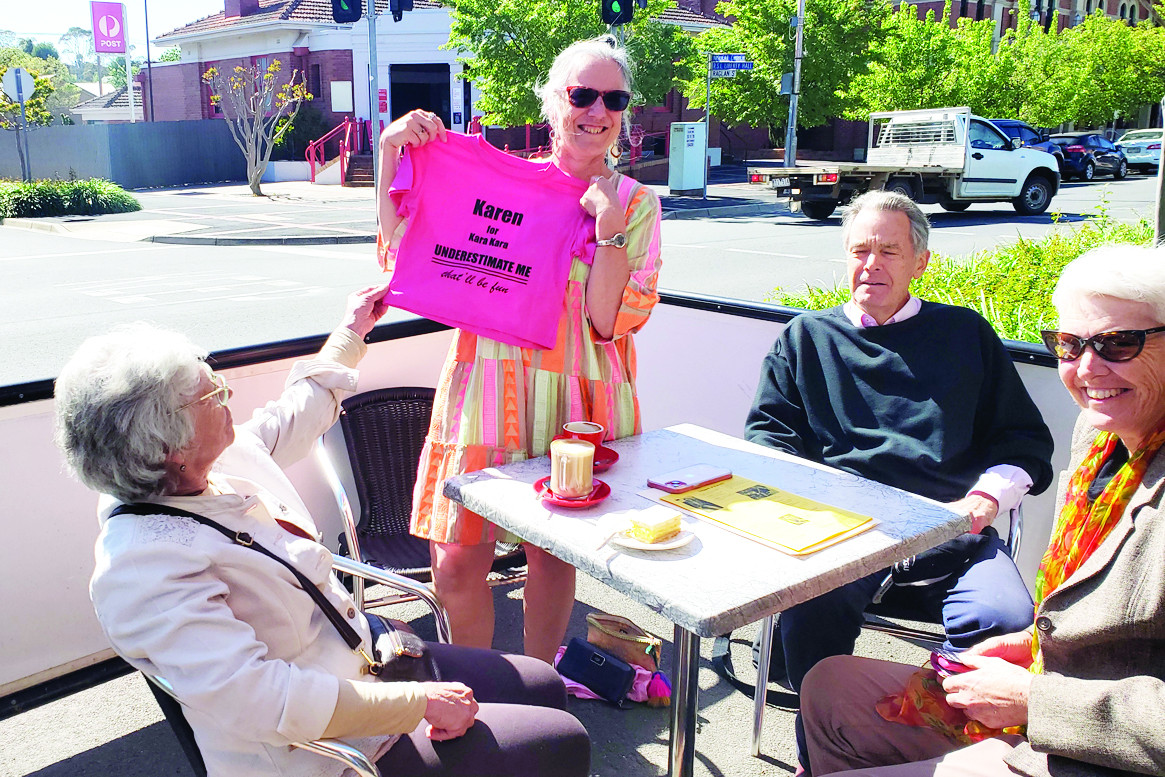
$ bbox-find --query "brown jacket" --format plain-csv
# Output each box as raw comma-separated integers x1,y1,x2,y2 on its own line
1005,414,1165,777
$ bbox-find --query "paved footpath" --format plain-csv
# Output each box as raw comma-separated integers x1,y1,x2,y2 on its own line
0,164,788,246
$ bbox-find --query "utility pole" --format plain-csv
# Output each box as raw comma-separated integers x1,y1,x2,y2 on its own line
784,0,806,168
1155,94,1165,244
367,0,379,191
144,0,155,120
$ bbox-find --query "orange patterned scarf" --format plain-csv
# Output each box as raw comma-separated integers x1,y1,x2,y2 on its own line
877,420,1165,744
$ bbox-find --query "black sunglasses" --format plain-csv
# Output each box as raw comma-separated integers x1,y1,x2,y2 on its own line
1040,325,1165,362
565,86,632,112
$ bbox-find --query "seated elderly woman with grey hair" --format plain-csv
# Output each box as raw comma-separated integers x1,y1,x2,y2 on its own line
54,284,590,777
798,244,1165,777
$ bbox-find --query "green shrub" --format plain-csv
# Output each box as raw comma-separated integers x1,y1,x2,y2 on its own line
0,178,141,218
769,205,1155,344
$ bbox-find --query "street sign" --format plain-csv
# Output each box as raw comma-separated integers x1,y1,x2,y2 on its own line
710,62,754,71
1,67,35,103
91,1,128,55
710,53,748,63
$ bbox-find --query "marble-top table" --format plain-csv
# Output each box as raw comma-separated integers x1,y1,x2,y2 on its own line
443,424,969,777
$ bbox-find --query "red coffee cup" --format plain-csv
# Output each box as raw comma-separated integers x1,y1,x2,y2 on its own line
560,421,605,449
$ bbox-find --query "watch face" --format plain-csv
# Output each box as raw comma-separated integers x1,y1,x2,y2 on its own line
599,233,627,248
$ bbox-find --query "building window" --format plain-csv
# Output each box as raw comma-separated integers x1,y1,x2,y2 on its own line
1085,0,1092,13
309,64,322,101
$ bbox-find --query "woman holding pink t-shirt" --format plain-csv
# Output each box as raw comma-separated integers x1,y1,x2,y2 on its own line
376,36,662,664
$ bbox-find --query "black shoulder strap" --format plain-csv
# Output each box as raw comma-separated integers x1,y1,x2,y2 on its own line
710,633,800,709
109,502,365,654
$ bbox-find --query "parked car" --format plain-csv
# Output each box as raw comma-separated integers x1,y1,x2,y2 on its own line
1049,133,1128,181
1116,128,1162,173
989,119,1065,173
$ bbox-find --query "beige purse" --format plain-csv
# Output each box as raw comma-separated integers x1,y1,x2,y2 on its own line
586,613,662,671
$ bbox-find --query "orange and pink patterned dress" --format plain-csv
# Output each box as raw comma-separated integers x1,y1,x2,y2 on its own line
405,173,662,545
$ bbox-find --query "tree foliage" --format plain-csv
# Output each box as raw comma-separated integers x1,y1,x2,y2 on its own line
844,2,1165,129
443,0,698,127
107,56,142,89
0,49,79,129
58,27,95,80
159,47,182,63
683,0,890,137
203,60,312,195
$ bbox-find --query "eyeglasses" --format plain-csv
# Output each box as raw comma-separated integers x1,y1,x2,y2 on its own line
1040,325,1165,363
175,372,232,412
565,86,632,112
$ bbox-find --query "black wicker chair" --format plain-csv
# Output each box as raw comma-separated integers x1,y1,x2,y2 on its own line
317,387,527,610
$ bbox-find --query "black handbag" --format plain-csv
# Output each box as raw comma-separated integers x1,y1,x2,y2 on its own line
556,637,636,707
110,503,437,682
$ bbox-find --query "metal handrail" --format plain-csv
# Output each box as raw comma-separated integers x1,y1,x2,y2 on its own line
306,117,357,183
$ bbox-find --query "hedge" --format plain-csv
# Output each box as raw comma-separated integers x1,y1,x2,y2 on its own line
0,178,141,219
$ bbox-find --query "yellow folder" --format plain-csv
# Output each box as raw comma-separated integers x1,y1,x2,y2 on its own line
659,475,875,555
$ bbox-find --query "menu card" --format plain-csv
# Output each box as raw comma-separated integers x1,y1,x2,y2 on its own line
658,476,875,555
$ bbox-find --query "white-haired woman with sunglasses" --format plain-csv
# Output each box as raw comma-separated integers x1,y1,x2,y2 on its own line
55,285,590,777
374,36,662,662
794,243,1165,777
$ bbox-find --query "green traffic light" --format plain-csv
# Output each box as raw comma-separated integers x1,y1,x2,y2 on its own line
612,0,621,9
341,0,350,8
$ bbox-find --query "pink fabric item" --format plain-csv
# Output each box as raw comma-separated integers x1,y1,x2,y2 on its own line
386,132,595,349
552,645,667,703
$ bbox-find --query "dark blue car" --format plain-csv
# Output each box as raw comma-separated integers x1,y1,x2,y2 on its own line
1049,133,1129,181
989,119,1065,174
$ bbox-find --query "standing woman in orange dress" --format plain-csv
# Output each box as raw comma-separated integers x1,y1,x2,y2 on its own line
375,35,663,662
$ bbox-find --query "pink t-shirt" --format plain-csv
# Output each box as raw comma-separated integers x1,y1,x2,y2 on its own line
386,132,595,350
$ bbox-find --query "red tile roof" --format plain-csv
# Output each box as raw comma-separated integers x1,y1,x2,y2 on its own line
73,84,143,111
160,0,724,39
159,0,442,39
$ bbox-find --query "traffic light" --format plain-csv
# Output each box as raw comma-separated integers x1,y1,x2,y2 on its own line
601,0,634,26
331,0,362,24
390,0,413,22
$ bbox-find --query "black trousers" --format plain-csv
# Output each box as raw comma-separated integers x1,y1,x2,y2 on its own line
377,643,591,777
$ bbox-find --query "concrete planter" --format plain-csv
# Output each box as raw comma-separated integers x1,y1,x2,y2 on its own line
261,160,312,182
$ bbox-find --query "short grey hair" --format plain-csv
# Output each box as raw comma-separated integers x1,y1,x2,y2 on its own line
1052,243,1165,323
841,190,930,255
534,35,634,158
54,323,208,503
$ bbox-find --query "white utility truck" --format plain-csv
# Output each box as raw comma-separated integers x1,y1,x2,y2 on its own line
748,107,1061,220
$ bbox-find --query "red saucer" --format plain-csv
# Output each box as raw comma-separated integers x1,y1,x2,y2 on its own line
534,476,611,507
594,446,619,473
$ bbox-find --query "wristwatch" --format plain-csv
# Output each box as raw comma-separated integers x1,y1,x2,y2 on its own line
596,232,627,249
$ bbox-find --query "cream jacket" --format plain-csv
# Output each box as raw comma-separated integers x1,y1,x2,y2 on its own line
1005,413,1165,777
89,329,426,777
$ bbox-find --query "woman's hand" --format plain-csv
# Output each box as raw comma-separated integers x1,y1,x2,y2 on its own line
379,109,447,153
340,284,392,339
420,681,478,741
962,629,1035,668
942,653,1032,729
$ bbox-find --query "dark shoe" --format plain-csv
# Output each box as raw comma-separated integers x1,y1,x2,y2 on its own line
751,615,789,684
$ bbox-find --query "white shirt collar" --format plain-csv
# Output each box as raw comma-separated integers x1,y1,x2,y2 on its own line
843,295,921,328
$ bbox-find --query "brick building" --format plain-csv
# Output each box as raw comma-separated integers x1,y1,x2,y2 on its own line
910,0,1160,34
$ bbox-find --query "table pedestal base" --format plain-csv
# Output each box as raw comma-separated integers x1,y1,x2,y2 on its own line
668,626,699,777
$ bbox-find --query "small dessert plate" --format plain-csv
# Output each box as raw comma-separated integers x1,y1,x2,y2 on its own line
610,529,695,552
534,476,611,508
593,446,619,473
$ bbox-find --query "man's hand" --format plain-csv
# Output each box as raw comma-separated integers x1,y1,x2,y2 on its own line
340,284,391,339
963,629,1035,669
420,681,478,741
948,493,999,534
942,653,1032,729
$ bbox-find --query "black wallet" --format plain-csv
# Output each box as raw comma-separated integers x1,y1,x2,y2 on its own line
557,637,636,707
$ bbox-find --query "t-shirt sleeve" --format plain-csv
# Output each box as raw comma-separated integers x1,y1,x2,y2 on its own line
608,181,663,341
376,148,416,272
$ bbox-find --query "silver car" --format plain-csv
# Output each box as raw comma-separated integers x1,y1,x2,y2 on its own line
1117,129,1162,173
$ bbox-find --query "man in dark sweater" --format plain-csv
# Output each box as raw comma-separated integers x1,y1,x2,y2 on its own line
745,190,1054,773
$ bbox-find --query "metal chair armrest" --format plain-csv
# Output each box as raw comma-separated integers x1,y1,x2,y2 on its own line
1006,503,1022,558
292,739,380,777
331,553,452,644
315,440,368,608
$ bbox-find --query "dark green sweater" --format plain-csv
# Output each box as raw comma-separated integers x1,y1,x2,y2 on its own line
745,302,1054,502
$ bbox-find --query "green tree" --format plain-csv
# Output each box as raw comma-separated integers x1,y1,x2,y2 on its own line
58,27,95,80
685,0,890,143
159,47,182,63
107,56,142,89
0,49,78,128
203,59,312,195
444,0,699,127
31,42,59,60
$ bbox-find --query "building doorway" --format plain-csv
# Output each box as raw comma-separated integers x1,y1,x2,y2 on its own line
390,64,450,126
